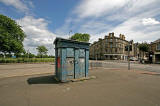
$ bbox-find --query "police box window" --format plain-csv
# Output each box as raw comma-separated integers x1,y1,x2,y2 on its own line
157,43,160,50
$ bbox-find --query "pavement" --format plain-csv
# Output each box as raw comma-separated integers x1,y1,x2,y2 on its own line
0,61,160,79
90,60,160,73
0,63,54,78
0,63,160,106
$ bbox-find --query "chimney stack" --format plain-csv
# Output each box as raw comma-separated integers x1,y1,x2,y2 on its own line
119,34,122,39
112,32,114,37
119,34,125,40
109,33,112,37
109,32,114,37
104,35,107,39
122,35,125,40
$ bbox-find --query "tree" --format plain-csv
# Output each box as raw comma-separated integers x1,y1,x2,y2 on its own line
36,46,48,57
138,43,149,59
0,14,26,55
70,33,90,42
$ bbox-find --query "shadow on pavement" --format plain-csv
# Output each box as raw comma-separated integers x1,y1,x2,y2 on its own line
27,75,60,85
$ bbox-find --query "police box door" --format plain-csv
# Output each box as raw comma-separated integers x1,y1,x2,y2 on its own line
65,48,74,80
75,49,85,78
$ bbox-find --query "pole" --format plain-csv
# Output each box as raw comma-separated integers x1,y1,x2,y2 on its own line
27,49,29,59
69,30,72,39
128,44,130,70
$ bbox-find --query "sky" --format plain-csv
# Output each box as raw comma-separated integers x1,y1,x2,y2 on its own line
0,0,160,55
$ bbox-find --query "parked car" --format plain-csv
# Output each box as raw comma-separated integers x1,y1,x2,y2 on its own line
130,57,138,61
139,57,148,64
113,58,118,60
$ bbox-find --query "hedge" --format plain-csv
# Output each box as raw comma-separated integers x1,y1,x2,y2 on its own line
0,58,55,63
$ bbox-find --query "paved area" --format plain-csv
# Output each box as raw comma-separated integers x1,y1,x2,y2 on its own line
0,64,160,106
0,62,160,79
0,63,54,78
90,60,160,73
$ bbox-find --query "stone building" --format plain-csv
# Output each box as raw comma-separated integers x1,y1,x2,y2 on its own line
89,32,139,60
150,39,160,63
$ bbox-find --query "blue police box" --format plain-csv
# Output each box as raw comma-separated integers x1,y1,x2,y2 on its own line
54,37,90,82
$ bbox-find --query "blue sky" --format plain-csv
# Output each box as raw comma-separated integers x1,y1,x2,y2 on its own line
0,0,160,55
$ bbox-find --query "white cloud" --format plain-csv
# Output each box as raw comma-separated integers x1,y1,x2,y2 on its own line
55,0,160,44
16,16,57,55
142,18,160,26
111,17,160,42
74,0,129,18
78,20,113,34
74,0,159,19
88,17,160,44
0,0,33,13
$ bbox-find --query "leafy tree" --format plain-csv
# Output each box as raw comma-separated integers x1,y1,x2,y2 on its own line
138,43,149,59
70,33,90,42
28,53,35,58
0,14,26,55
36,45,48,57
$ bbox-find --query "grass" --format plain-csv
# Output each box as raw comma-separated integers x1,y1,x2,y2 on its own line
0,58,55,63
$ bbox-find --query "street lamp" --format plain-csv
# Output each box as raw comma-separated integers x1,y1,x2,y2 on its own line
69,30,72,39
128,40,132,70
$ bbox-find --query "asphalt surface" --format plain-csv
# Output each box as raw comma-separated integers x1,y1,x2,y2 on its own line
90,60,160,73
0,63,54,78
0,62,160,79
0,64,160,106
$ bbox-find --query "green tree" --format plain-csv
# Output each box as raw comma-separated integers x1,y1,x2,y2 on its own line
138,43,149,59
0,14,26,55
36,45,48,57
70,33,90,42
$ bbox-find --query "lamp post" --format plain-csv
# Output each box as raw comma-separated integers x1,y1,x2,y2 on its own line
69,30,72,39
27,49,30,59
128,41,132,70
128,44,130,70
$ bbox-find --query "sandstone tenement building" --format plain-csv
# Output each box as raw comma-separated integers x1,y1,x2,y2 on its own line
89,32,139,60
150,39,160,63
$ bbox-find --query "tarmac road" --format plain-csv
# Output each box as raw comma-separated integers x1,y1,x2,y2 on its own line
90,60,160,73
0,63,54,78
0,65,160,106
0,61,160,79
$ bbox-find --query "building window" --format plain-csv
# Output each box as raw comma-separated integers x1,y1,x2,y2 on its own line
115,48,117,53
111,49,112,53
106,49,108,52
110,39,112,42
110,43,112,48
106,39,108,44
157,43,160,50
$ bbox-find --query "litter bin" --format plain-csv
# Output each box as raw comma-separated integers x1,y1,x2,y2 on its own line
54,37,90,82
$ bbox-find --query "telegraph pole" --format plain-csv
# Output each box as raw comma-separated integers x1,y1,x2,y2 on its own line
128,44,130,70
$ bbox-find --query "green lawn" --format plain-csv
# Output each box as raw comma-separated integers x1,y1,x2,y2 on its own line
0,58,55,63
